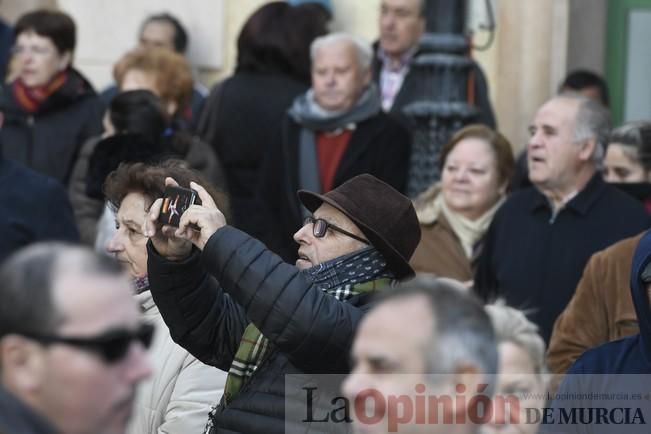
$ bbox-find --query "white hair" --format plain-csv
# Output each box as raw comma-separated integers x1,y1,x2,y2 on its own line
485,302,548,377
556,92,611,167
310,32,372,72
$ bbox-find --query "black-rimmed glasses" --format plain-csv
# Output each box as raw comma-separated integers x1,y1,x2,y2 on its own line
303,216,369,245
23,322,155,364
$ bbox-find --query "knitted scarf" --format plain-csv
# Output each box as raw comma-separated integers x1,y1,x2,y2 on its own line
288,84,382,195
12,70,68,113
221,247,393,405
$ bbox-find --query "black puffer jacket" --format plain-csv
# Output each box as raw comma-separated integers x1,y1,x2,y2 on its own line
147,226,384,434
0,68,103,186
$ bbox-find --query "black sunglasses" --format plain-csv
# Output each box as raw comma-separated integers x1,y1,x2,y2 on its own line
23,323,155,364
303,216,369,245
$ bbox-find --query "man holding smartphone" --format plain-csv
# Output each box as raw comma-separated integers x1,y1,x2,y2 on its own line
143,174,421,434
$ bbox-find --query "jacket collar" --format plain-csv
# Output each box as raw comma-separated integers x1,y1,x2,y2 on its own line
529,173,605,216
0,385,58,434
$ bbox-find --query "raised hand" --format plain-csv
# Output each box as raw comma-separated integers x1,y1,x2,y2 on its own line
143,177,193,260
173,181,227,251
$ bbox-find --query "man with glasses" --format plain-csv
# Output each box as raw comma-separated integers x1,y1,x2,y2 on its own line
0,242,152,434
143,173,421,434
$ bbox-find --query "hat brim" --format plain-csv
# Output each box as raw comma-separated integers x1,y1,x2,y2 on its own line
298,189,415,279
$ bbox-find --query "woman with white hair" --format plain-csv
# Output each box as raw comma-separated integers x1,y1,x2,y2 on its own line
482,304,548,434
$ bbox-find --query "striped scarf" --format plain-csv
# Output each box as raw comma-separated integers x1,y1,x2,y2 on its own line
221,247,393,405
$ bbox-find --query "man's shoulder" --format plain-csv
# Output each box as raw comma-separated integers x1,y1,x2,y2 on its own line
0,160,64,197
569,334,642,375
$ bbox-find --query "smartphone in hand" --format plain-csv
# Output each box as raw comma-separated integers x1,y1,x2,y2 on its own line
158,186,198,227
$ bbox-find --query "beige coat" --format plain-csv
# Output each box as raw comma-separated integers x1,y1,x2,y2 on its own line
409,185,475,281
127,291,226,434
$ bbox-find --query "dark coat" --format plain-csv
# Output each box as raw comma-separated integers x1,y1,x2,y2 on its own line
0,386,57,434
0,158,79,262
474,174,650,343
371,43,496,128
258,110,411,262
147,226,385,434
197,72,308,236
0,68,104,186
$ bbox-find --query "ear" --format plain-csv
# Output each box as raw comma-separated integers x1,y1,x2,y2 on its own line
361,67,372,87
165,101,178,117
0,335,48,393
58,51,72,71
577,138,597,162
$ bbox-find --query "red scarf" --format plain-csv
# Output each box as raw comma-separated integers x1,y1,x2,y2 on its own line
12,70,68,113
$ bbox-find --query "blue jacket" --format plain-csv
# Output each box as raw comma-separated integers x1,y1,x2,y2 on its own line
0,158,79,262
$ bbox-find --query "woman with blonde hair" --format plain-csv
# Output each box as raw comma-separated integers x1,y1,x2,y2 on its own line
410,124,515,280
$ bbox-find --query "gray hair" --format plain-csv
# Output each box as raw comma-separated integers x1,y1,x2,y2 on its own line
608,121,651,172
378,275,498,380
558,92,611,167
485,303,548,377
310,32,372,72
0,243,124,341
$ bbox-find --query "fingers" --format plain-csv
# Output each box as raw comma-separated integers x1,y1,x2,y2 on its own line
144,198,164,237
165,177,180,187
190,181,217,209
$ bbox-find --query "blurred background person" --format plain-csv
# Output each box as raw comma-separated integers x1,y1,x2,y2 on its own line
104,160,228,434
603,122,651,182
0,9,103,186
114,47,196,132
511,69,611,191
483,303,548,434
258,32,411,263
197,1,327,237
69,89,224,246
558,69,610,108
101,12,206,128
0,243,151,434
410,125,514,281
0,151,79,263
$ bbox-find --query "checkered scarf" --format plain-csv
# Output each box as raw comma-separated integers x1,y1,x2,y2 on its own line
220,247,393,406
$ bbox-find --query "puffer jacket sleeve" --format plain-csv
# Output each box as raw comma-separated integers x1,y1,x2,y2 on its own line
146,241,248,371
157,356,226,434
201,226,371,373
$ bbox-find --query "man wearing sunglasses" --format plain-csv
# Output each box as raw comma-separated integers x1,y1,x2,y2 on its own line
144,173,420,434
0,243,152,434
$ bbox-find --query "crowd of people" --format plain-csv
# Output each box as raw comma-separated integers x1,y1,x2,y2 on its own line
1,1,651,434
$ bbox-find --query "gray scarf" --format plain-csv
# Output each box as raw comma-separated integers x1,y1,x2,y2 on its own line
288,85,382,198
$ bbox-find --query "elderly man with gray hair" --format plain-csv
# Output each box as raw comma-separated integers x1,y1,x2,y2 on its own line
258,31,411,263
475,94,650,344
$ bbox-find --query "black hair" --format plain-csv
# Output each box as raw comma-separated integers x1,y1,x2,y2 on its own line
141,13,188,53
108,90,169,144
14,9,76,54
560,69,610,107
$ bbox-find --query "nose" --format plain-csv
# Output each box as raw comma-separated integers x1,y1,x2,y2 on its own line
380,12,395,31
342,371,362,401
106,230,124,255
453,167,470,182
293,223,312,245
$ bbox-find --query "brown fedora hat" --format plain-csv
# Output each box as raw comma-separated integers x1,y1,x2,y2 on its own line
297,174,421,279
